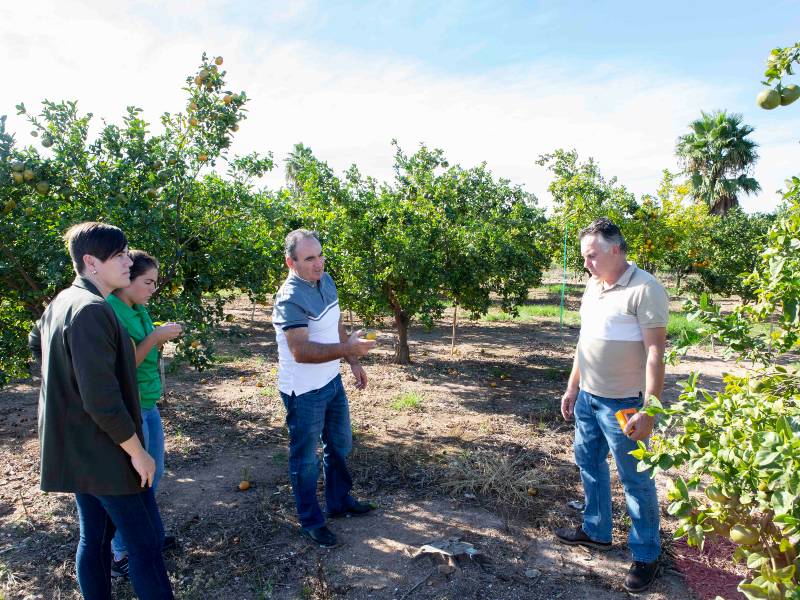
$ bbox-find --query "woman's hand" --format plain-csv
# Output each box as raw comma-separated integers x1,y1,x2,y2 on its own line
154,322,183,344
131,449,156,488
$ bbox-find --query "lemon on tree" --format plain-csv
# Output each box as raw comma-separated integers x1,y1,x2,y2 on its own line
757,88,781,109
780,83,800,105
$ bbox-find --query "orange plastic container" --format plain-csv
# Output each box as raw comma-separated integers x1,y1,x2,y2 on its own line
615,408,638,431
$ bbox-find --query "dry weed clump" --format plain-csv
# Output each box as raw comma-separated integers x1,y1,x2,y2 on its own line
442,449,557,510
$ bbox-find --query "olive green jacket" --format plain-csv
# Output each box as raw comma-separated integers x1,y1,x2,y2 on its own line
29,277,144,495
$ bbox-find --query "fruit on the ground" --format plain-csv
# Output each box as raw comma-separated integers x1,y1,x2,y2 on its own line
527,488,537,496
730,524,759,546
238,480,250,491
780,84,800,106
190,340,201,349
35,181,49,194
489,382,497,388
757,88,781,109
365,331,377,340
23,169,35,181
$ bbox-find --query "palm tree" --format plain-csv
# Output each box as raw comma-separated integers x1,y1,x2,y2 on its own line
675,110,761,216
285,143,314,192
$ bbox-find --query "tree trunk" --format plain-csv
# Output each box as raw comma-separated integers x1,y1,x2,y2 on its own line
450,303,458,356
393,307,411,364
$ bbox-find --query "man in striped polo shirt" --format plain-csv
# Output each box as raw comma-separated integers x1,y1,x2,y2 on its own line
272,229,376,548
554,218,668,594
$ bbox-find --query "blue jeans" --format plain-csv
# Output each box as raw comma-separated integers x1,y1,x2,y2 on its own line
112,405,165,557
573,389,661,562
75,488,173,599
280,374,355,530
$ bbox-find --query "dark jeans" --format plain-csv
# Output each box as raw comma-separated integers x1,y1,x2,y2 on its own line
75,488,173,599
280,374,355,530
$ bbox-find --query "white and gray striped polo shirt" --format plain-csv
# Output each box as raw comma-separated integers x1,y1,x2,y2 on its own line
272,271,341,396
577,262,669,399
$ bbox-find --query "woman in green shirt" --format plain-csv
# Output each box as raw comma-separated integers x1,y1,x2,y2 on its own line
107,250,183,576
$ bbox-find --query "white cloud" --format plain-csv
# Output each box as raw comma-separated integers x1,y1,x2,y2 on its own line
2,0,798,214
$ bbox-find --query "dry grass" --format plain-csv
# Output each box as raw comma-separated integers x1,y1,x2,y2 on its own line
441,449,559,511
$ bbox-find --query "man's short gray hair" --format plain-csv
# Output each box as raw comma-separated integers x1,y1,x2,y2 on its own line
284,229,320,260
578,218,627,253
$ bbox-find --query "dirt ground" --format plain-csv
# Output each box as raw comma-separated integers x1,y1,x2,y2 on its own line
0,291,754,600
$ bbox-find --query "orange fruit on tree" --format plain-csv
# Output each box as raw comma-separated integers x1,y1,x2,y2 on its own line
215,56,223,66
11,172,23,184
23,169,35,181
198,153,208,162
223,94,233,105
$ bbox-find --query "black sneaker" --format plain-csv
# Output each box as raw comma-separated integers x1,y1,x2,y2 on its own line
553,526,612,551
110,556,129,579
327,500,375,519
624,560,661,593
300,525,338,548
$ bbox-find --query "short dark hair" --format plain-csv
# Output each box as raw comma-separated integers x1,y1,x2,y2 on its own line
63,222,128,274
128,250,159,281
578,218,627,253
284,229,320,260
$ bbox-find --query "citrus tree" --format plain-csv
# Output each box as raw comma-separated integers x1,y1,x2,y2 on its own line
635,45,800,600
288,143,551,363
537,149,635,274
0,54,278,384
684,208,774,301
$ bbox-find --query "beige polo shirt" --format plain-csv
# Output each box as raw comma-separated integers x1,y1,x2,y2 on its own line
577,262,668,399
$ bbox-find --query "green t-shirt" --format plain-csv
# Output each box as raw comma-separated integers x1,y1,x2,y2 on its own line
107,294,161,409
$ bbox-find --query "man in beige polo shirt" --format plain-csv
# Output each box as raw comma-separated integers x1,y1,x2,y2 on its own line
554,218,668,594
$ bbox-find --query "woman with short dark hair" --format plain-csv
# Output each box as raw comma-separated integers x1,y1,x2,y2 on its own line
29,222,174,599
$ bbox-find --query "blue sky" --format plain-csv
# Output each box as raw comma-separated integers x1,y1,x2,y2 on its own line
3,0,800,212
